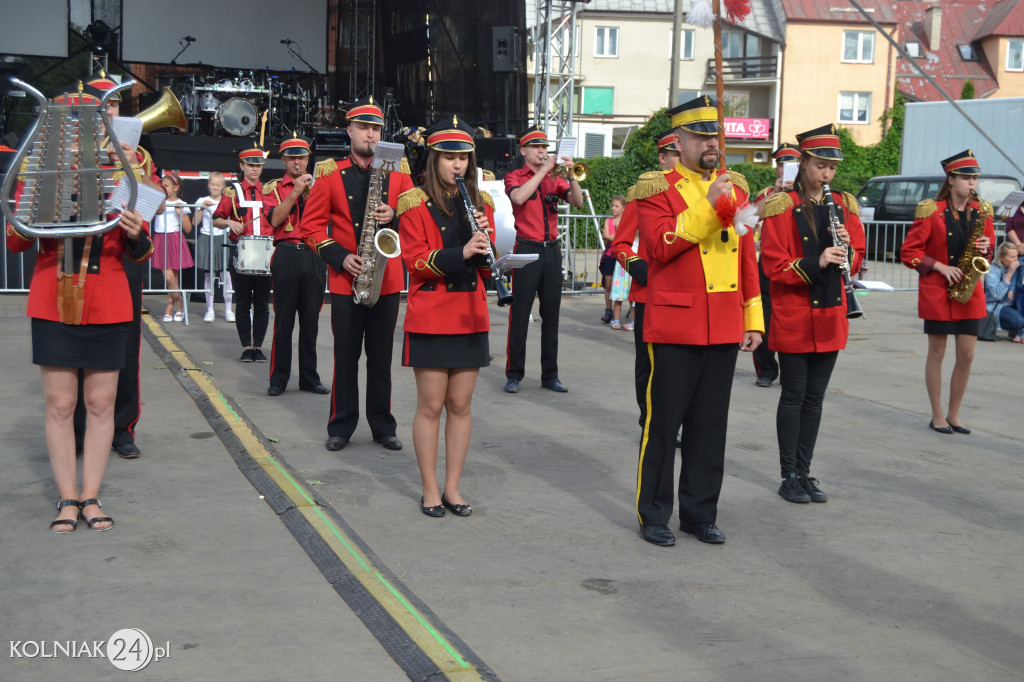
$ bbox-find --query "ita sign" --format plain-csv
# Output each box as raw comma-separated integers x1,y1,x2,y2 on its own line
724,118,769,139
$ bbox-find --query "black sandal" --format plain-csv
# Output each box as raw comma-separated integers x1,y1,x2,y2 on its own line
79,498,113,532
50,499,81,533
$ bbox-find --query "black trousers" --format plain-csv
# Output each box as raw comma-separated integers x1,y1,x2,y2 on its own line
506,242,561,382
776,351,838,478
328,292,399,439
633,302,650,428
752,260,778,381
636,342,739,529
231,266,271,348
74,257,144,448
269,246,327,390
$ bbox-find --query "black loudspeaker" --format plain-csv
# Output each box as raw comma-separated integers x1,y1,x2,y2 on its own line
492,27,518,73
476,136,519,178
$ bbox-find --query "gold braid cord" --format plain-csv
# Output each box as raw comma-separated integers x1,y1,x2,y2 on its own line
400,157,411,175
915,199,938,220
314,158,338,179
755,186,773,201
480,192,494,209
396,187,428,217
841,191,860,217
763,192,793,218
633,171,670,200
728,170,749,197
262,179,280,197
625,184,637,203
223,186,236,198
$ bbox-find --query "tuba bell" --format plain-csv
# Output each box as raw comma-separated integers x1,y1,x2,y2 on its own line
135,86,187,133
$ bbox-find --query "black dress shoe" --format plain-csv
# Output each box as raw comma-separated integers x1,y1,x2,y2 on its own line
541,378,568,392
420,496,445,517
641,525,676,546
325,436,349,451
949,423,971,434
114,442,141,459
929,419,954,434
799,475,828,503
755,375,773,387
441,493,472,517
778,475,811,503
301,384,330,395
374,435,403,451
682,523,726,544
503,378,520,393
267,385,284,396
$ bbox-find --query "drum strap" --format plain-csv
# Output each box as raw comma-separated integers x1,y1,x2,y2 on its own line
56,236,95,325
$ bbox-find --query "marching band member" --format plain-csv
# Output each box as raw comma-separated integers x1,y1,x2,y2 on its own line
610,131,679,430
751,142,801,388
396,116,495,517
502,126,584,394
214,146,271,363
634,96,763,547
301,96,413,452
6,83,153,532
263,134,329,396
760,125,865,504
901,150,994,435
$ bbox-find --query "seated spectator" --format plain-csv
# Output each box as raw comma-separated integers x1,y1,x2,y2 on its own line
1005,198,1024,257
985,242,1024,342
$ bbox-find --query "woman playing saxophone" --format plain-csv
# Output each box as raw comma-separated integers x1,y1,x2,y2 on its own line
901,150,994,435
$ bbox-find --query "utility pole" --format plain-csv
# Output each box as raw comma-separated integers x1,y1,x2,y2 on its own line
669,0,683,107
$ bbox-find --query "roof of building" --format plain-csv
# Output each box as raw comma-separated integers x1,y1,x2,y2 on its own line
972,0,1024,40
891,1,1001,101
526,0,785,44
779,0,896,25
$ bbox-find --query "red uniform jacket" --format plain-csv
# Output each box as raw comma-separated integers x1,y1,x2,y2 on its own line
609,194,648,304
261,175,305,244
760,190,866,353
901,198,995,321
398,188,495,334
301,156,413,296
635,165,763,345
213,179,266,241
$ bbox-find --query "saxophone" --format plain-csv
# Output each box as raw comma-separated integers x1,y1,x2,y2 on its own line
352,142,405,306
947,191,991,304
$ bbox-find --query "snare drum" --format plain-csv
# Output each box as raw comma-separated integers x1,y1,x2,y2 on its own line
234,235,275,275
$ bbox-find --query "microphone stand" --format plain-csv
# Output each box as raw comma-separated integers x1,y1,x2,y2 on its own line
285,43,320,76
170,39,194,65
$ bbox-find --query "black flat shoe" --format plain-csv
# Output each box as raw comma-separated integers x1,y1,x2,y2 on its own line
420,496,445,518
441,493,472,517
267,385,284,397
301,384,330,395
929,419,953,434
948,422,971,434
114,442,141,459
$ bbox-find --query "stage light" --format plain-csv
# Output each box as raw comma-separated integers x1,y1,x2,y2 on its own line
85,20,113,54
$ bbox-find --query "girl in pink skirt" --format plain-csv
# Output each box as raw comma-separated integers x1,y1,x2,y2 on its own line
152,173,194,321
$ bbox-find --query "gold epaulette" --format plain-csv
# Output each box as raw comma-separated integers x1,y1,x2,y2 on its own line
763,191,793,219
755,186,773,201
314,158,338,179
633,171,670,201
626,184,637,203
728,169,749,196
400,157,411,175
223,186,236,199
397,187,428,216
841,191,859,217
481,169,496,181
262,179,279,196
915,199,938,219
480,192,494,209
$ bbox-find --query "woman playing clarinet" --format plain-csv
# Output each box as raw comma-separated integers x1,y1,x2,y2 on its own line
396,115,495,518
760,124,865,504
901,150,994,435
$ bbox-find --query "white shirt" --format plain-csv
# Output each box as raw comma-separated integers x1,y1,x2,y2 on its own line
153,199,190,234
195,194,227,236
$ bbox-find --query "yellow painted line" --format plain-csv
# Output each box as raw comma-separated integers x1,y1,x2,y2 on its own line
142,315,485,681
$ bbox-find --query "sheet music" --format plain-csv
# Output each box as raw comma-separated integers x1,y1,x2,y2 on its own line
106,179,164,222
852,280,894,291
994,190,1024,218
493,253,539,272
110,116,143,151
555,137,576,162
371,142,406,172
781,161,798,185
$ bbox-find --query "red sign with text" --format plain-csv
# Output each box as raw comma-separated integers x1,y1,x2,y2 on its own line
724,118,769,139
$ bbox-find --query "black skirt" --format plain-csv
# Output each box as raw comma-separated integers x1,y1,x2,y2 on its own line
32,318,129,370
403,331,489,368
923,318,981,336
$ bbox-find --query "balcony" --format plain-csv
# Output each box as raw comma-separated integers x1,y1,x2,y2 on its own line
705,56,778,82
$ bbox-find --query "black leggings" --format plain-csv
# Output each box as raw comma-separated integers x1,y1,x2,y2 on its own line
776,351,838,478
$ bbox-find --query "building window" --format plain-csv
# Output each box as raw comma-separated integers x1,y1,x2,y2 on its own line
842,31,875,63
838,92,871,124
959,44,977,61
905,41,922,58
722,30,744,58
582,86,614,115
722,91,750,117
594,27,619,58
1008,39,1024,71
667,28,695,60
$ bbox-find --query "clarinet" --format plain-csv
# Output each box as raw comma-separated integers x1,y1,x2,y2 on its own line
821,183,864,319
454,174,514,307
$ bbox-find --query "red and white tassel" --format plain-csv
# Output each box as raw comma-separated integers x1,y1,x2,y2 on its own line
686,0,715,29
723,0,752,23
713,194,754,236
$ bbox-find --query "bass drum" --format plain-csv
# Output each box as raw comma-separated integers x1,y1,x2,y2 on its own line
217,97,258,136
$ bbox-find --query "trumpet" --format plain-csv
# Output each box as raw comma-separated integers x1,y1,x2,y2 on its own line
550,160,588,182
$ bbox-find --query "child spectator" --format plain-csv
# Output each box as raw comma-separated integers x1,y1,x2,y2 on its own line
152,172,193,321
194,172,234,322
599,195,625,323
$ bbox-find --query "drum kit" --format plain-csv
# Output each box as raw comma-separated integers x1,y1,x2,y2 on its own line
171,68,331,138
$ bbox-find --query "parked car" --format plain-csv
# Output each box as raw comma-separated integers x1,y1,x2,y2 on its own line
856,174,1021,259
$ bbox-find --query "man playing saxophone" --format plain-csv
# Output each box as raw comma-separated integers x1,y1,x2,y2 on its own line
901,149,994,435
301,96,413,452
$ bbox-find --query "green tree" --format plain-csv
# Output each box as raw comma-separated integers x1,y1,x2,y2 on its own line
960,79,975,99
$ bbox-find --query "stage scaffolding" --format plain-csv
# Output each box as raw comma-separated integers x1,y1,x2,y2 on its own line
531,0,579,139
